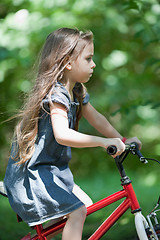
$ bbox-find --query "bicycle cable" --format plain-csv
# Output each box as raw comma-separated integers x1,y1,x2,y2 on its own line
149,196,160,214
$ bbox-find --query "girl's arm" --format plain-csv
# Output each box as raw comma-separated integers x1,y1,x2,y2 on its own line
82,103,123,139
50,103,125,157
82,103,142,147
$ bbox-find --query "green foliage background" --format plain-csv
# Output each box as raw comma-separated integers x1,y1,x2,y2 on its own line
0,0,160,239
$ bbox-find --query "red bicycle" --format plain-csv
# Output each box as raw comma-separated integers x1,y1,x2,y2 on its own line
0,143,160,240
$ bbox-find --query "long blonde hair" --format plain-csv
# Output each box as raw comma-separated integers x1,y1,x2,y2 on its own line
14,28,93,164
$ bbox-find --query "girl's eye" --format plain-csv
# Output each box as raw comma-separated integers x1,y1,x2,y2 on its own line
86,57,92,62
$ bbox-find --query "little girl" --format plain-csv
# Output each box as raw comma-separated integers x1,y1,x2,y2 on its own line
4,28,141,240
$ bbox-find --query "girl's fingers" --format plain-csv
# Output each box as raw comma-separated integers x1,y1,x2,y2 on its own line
125,137,142,149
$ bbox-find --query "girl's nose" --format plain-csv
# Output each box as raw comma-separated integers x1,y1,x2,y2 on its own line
92,60,96,69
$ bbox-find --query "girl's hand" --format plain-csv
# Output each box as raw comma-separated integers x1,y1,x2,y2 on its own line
102,138,125,158
125,137,142,149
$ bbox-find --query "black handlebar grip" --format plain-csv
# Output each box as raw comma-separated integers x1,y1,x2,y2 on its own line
107,145,117,155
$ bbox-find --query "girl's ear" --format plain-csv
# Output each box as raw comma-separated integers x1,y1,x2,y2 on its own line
65,62,72,70
64,56,72,70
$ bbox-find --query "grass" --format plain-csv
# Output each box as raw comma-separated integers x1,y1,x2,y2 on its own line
0,166,159,240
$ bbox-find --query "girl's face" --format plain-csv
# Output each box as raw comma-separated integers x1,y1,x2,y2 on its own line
67,42,96,84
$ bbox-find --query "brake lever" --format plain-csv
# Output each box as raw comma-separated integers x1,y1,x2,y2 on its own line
130,142,148,164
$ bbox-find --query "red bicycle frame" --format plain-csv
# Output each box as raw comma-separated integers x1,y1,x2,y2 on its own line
24,146,143,240
28,181,141,240
87,183,140,239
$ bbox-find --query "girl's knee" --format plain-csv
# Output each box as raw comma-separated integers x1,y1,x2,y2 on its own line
79,205,87,216
69,205,87,221
75,205,87,218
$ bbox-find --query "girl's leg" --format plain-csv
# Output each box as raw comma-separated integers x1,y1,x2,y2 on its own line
46,184,92,239
62,205,87,240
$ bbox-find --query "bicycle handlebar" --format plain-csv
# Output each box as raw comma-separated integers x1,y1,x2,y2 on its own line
107,142,148,164
106,145,117,155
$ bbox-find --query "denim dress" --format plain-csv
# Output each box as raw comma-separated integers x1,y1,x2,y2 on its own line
4,82,89,226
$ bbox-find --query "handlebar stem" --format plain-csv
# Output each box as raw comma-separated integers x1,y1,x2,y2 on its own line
115,156,132,185
112,142,148,186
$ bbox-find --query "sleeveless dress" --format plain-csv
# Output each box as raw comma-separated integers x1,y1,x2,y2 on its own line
4,82,89,226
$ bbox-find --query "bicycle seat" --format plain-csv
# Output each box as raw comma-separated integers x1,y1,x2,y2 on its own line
0,181,8,197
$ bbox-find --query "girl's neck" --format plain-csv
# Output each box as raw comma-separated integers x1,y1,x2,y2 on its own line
61,79,75,102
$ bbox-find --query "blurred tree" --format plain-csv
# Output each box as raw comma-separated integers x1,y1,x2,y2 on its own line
0,0,160,177
0,1,160,239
